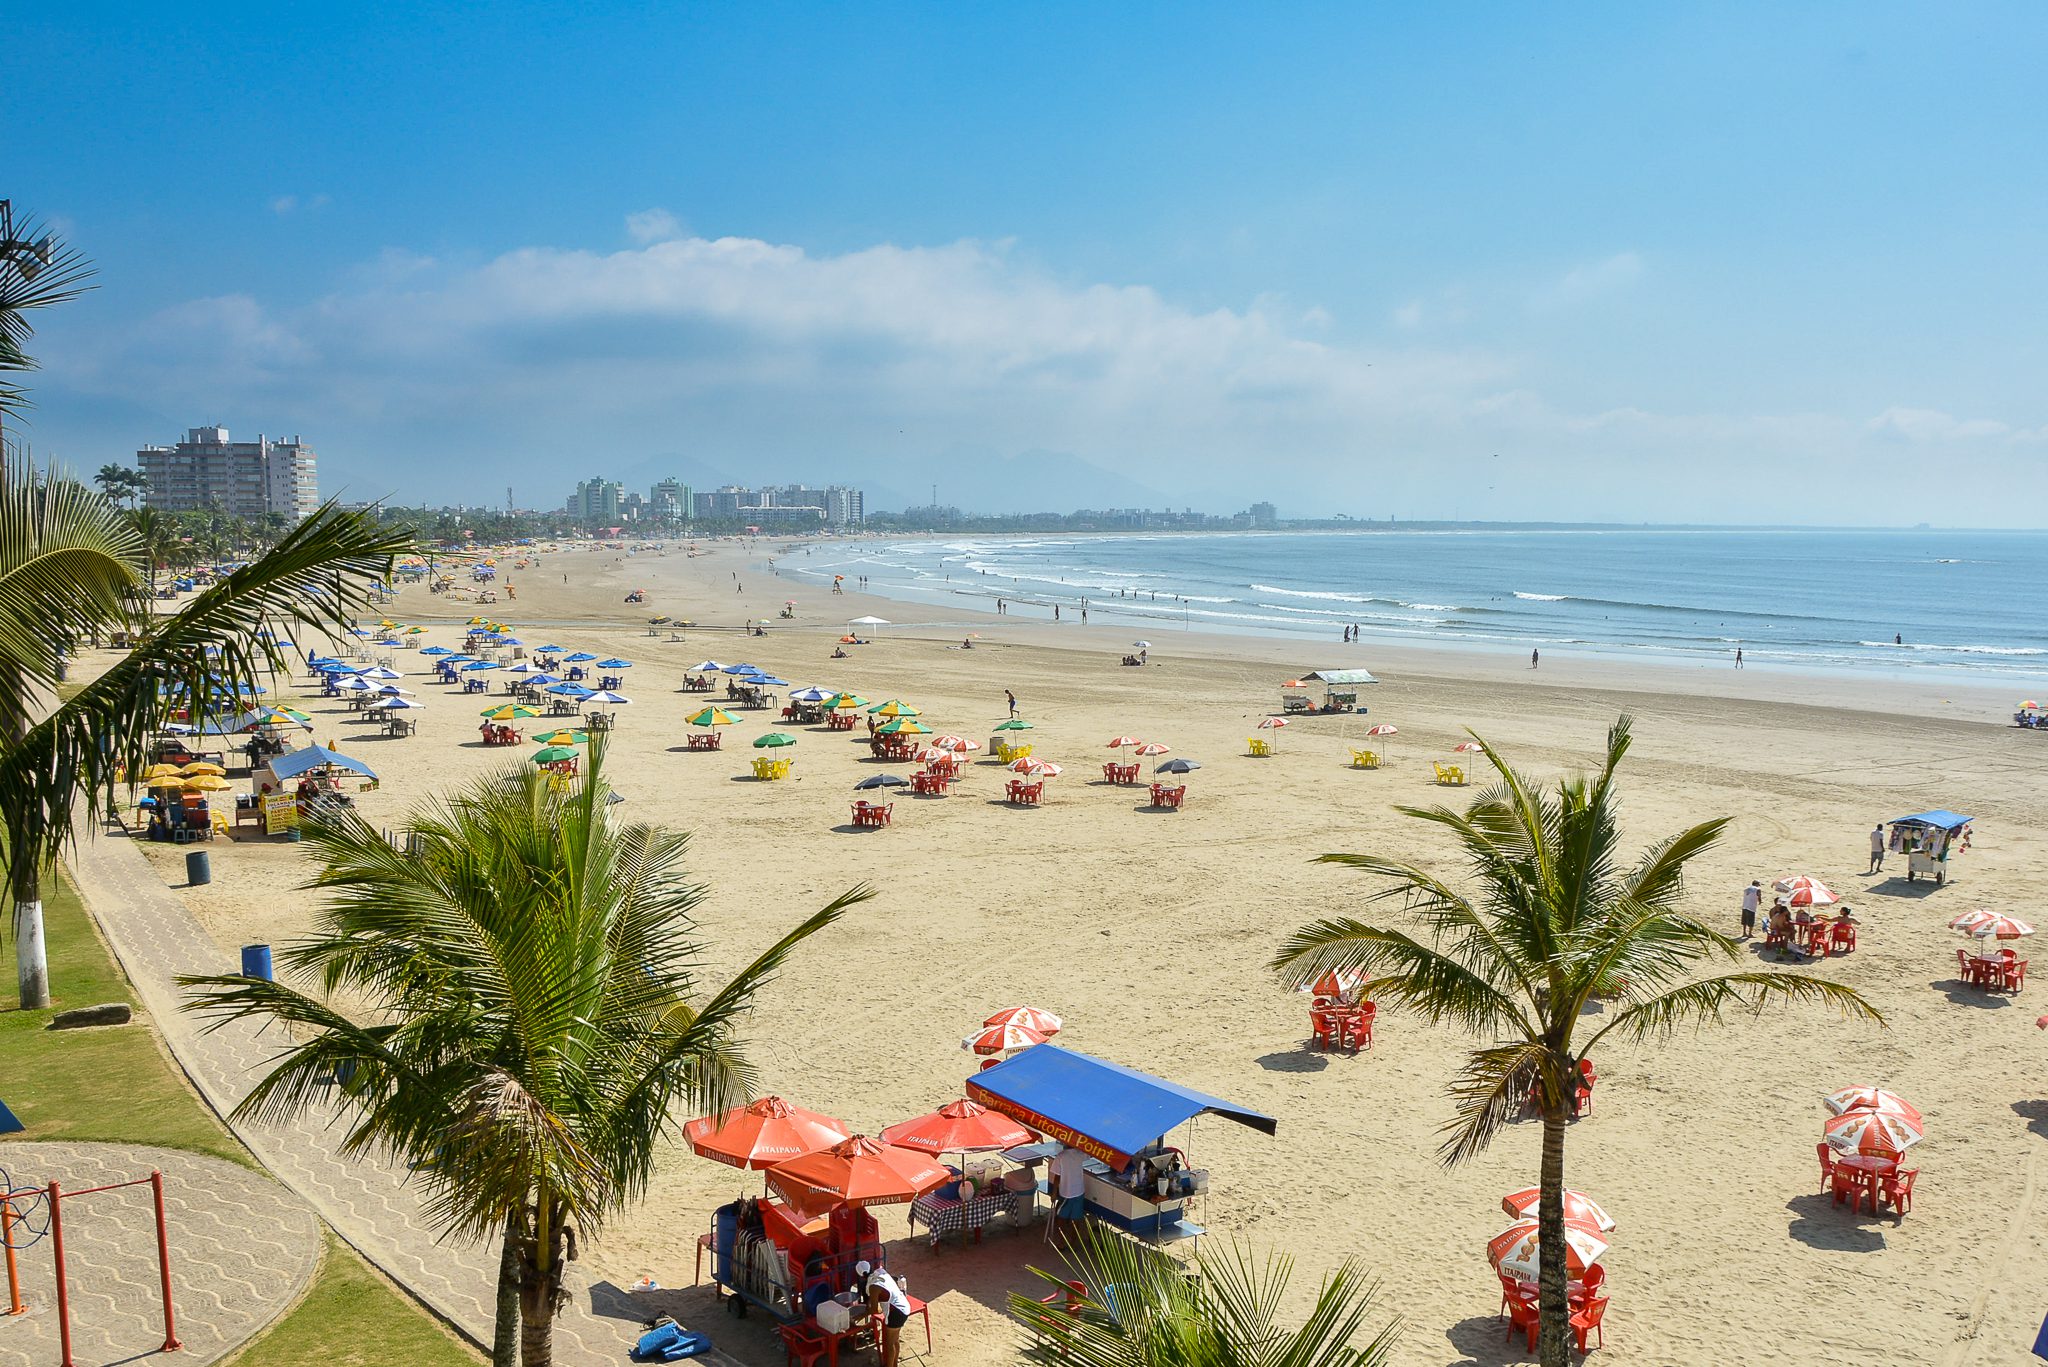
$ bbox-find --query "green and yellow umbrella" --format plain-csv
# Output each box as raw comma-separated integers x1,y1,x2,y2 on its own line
532,729,590,746
481,703,539,720
868,699,920,717
825,692,871,711
686,706,740,727
530,745,578,765
876,718,931,735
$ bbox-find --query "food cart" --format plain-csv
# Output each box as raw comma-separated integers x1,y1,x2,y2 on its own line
967,1045,1275,1244
1280,668,1377,715
1889,810,1972,886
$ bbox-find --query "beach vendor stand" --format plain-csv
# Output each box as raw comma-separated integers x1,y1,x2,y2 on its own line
1889,810,1972,886
967,1045,1275,1244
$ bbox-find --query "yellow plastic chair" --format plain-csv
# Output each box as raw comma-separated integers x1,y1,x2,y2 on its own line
210,810,231,836
1433,762,1466,786
751,757,773,780
1248,737,1272,757
1350,749,1380,769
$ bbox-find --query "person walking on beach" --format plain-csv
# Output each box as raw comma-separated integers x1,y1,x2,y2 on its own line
1867,822,1887,874
1740,879,1762,938
1530,648,1540,669
1005,689,1018,718
1735,647,1744,669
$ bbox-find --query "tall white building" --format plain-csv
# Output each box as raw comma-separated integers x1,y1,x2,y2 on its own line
137,426,319,520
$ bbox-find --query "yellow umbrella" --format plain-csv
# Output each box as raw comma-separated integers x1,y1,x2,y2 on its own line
182,774,232,792
145,776,189,790
179,761,227,776
482,704,539,721
868,700,920,717
141,763,184,780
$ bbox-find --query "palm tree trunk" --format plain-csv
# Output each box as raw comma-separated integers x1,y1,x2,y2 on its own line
1537,1102,1570,1367
517,1193,565,1367
493,1214,521,1367
12,858,47,1011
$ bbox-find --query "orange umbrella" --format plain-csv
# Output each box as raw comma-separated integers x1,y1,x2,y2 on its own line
683,1096,852,1170
766,1135,950,1218
880,1099,1037,1156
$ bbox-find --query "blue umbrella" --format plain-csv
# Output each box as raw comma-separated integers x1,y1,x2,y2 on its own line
581,690,632,705
596,658,633,669
495,637,524,647
536,644,565,653
463,660,500,671
790,686,831,703
565,652,598,662
524,672,560,686
750,676,790,688
374,637,404,647
691,660,726,672
722,663,758,675
547,683,593,698
421,646,453,656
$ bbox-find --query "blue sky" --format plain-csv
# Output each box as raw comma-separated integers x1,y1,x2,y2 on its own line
12,3,2047,522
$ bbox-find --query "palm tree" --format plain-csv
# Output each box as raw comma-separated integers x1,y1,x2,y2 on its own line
1011,1221,1398,1367
0,468,409,1007
0,198,95,482
1270,717,1879,1367
127,505,177,597
180,745,865,1367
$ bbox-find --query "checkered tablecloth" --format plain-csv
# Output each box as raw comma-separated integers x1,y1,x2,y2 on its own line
908,1187,1031,1241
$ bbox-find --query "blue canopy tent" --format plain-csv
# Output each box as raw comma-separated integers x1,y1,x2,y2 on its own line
269,746,378,782
966,1045,1274,1169
1889,810,1973,886
1890,810,1972,831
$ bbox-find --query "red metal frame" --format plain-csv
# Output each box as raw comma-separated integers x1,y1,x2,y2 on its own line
46,1169,181,1365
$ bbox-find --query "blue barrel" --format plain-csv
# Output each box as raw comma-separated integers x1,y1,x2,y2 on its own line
185,850,211,886
240,944,274,980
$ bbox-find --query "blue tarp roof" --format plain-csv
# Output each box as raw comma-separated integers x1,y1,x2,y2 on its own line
1891,810,1972,830
269,746,378,782
966,1045,1275,1168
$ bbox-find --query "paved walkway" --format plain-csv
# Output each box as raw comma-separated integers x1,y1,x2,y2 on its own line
0,1141,320,1367
65,825,686,1366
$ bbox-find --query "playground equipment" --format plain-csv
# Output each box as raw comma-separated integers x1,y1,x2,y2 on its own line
1,1161,181,1364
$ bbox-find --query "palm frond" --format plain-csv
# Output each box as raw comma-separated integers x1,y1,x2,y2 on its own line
1579,969,1885,1056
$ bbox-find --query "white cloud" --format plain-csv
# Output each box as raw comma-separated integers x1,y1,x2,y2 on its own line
1536,251,1645,307
625,208,685,244
1866,406,2019,442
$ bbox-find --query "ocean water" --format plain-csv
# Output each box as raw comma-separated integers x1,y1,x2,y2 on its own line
789,529,2048,682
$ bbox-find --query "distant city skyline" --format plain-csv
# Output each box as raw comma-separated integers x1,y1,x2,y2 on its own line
13,5,2048,525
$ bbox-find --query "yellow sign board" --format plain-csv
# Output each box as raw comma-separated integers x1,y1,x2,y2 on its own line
262,793,300,835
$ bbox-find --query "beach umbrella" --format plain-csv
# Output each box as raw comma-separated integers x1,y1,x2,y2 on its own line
790,686,832,704
358,666,401,680
1106,736,1145,749
481,704,539,720
565,652,598,663
984,1005,1063,1035
530,745,578,765
753,732,798,749
1257,716,1289,730
881,1100,1037,1157
141,764,185,780
1133,741,1171,757
1772,875,1839,908
182,774,232,792
462,661,500,672
546,683,592,697
721,663,758,674
686,706,740,727
1155,758,1202,774
963,1021,1051,1055
1294,967,1366,999
421,646,453,656
913,746,951,764
993,720,1034,734
930,735,976,753
869,700,920,717
1132,641,1151,649
1499,1189,1617,1234
765,1136,947,1218
1487,1220,1607,1283
534,644,565,654
1008,757,1062,778
374,684,413,696
595,657,632,669
336,676,374,692
518,672,560,687
580,690,632,705
684,1096,852,1171
854,773,909,791
748,676,790,689
691,661,726,672
145,776,189,791
877,718,931,736
371,697,425,710
495,637,524,647
827,692,871,710
1365,724,1398,737
532,729,589,745
1950,910,2034,943
179,761,226,776
1824,1108,1924,1157
1452,741,1485,753
1821,1087,1924,1126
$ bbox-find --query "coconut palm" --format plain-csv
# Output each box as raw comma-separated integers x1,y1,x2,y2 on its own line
181,744,864,1367
1011,1220,1397,1367
1270,716,1879,1366
0,468,408,1007
0,198,95,479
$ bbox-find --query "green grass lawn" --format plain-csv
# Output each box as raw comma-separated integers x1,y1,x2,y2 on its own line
1,866,479,1366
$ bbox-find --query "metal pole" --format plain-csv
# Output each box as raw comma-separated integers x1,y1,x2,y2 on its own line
2,1198,22,1315
151,1170,181,1350
48,1180,72,1367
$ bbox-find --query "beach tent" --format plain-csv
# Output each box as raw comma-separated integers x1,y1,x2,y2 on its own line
966,1044,1274,1168
268,745,379,782
1303,668,1379,685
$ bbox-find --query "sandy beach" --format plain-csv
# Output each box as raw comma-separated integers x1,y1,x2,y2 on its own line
117,537,2048,1367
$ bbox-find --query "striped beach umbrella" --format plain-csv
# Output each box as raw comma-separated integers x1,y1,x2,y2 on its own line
1823,1107,1924,1157
1499,1188,1617,1234
1106,736,1144,749
1821,1087,1923,1126
1008,757,1062,778
1949,910,2034,942
1133,741,1171,756
1773,875,1839,908
1257,716,1289,730
869,700,920,717
877,718,931,735
686,706,740,727
1487,1220,1607,1282
962,1021,1050,1056
982,1005,1063,1035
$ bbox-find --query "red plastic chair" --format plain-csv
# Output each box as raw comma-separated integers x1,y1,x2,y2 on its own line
1815,1142,1836,1194
1571,1263,1607,1305
1831,922,1857,951
1506,1292,1540,1350
1039,1279,1088,1315
1497,1274,1533,1321
1570,1295,1608,1351
1958,948,1973,981
1310,1010,1340,1050
1830,1165,1868,1212
1880,1167,1918,1215
2008,959,2029,993
779,1322,831,1367
1340,1010,1373,1051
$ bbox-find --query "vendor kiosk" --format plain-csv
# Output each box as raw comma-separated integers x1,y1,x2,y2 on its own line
967,1045,1275,1244
1889,810,1972,886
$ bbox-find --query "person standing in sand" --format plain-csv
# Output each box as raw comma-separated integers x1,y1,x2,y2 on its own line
1005,689,1018,718
1046,1142,1086,1242
1735,648,1743,668
1867,822,1887,874
1530,648,1540,669
1740,879,1762,938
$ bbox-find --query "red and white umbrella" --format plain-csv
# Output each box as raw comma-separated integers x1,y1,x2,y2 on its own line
1009,757,1062,778
1364,724,1398,738
1949,910,2034,942
1295,967,1367,999
914,746,951,764
1499,1188,1616,1233
1257,717,1289,730
1823,1107,1924,1157
1486,1219,1607,1282
1133,741,1171,756
1773,875,1840,908
1452,741,1485,753
963,1021,1050,1055
984,1004,1063,1035
1106,736,1144,749
1821,1087,1923,1126
931,734,979,753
